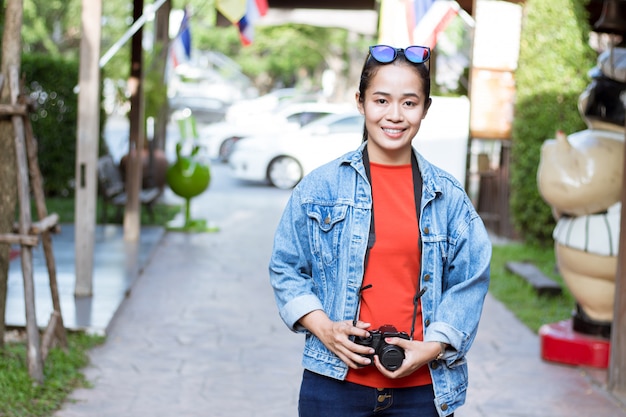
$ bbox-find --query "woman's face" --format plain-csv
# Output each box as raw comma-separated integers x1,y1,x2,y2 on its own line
356,63,431,164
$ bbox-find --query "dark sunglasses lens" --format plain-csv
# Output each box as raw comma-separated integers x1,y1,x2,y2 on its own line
370,45,396,63
405,46,430,63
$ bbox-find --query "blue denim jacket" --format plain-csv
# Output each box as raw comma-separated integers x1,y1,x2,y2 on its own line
269,143,491,417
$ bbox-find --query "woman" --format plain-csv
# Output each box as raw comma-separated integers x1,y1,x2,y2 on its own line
269,45,491,417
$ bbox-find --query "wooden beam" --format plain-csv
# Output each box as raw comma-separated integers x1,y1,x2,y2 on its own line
0,233,39,246
40,311,60,362
29,213,59,235
0,103,26,116
75,0,102,297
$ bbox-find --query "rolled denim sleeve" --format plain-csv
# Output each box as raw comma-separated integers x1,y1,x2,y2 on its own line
269,187,322,332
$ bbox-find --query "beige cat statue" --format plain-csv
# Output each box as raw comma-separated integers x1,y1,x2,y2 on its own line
537,47,625,343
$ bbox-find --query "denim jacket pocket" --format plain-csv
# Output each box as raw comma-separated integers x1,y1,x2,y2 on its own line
307,204,349,265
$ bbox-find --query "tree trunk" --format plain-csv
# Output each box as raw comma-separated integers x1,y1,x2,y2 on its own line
0,0,24,349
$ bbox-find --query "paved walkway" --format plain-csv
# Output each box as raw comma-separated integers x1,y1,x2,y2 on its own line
9,165,626,416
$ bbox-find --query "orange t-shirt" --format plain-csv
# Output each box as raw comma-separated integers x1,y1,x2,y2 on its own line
345,162,432,388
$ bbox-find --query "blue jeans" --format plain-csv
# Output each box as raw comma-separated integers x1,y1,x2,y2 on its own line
299,370,445,417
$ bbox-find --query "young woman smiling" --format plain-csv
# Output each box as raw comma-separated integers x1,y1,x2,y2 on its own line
270,45,491,417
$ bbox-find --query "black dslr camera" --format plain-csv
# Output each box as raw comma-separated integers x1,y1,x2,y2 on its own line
354,325,410,371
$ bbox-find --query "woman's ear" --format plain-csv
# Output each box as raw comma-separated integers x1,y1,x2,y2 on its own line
422,97,432,119
355,92,365,115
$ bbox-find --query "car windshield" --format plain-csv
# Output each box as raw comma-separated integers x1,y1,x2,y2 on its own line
285,112,332,126
302,113,364,134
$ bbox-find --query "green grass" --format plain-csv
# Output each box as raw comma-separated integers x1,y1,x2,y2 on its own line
43,196,181,226
489,242,576,333
0,332,104,417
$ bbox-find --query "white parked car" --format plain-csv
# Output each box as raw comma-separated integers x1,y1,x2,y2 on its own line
229,111,365,189
197,101,353,162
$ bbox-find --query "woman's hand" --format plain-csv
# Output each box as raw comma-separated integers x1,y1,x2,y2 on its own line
298,310,375,369
373,339,443,379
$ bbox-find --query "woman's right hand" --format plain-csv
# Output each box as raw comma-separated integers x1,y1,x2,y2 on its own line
298,310,375,369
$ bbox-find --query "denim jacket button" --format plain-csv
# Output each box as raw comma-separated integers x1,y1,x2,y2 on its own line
423,226,429,234
441,403,449,411
424,274,431,281
424,318,431,326
324,216,331,224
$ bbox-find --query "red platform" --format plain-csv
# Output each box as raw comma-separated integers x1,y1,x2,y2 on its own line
539,319,610,368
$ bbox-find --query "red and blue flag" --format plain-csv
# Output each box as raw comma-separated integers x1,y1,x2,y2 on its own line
170,7,192,68
237,0,269,46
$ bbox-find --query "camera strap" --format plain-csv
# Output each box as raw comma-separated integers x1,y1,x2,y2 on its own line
355,146,425,340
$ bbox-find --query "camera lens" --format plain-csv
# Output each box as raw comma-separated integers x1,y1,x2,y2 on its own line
379,345,405,371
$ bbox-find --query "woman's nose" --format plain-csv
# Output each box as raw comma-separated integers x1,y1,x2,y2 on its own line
386,104,403,121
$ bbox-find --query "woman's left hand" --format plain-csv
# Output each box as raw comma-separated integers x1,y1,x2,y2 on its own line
373,339,442,379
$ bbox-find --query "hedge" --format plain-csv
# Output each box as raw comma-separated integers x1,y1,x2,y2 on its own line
510,0,596,244
21,54,107,197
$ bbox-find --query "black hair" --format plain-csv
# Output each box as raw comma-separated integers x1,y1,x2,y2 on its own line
358,49,431,142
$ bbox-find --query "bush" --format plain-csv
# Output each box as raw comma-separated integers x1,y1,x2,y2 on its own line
21,54,108,197
510,0,596,244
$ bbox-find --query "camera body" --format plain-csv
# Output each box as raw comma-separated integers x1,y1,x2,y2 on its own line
354,324,410,371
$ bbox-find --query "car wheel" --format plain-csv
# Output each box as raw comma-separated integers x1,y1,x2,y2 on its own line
268,156,303,189
218,137,239,163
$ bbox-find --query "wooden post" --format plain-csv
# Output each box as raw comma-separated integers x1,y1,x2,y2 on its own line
124,0,145,242
23,106,67,349
74,0,102,297
609,111,626,398
10,65,43,384
153,0,171,152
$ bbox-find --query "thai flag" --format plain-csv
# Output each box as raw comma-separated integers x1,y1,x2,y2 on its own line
378,0,459,48
412,0,460,49
408,0,436,43
237,0,269,46
170,7,192,68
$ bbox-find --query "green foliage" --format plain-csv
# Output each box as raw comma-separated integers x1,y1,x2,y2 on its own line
22,0,82,57
490,242,575,333
193,24,243,57
0,332,104,417
242,24,349,88
144,42,169,122
510,0,596,244
100,0,134,81
195,24,354,91
22,54,80,197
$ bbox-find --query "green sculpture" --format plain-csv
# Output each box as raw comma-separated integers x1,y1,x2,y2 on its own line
166,113,217,232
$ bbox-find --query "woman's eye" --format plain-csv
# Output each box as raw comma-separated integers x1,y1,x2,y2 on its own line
376,98,387,104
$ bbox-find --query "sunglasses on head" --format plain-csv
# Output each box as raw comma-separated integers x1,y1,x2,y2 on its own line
368,45,431,64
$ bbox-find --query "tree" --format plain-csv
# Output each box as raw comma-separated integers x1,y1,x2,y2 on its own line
0,0,24,349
